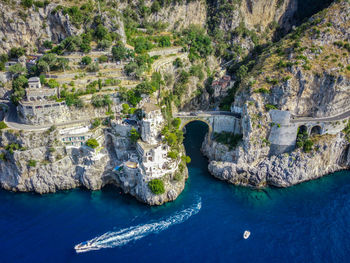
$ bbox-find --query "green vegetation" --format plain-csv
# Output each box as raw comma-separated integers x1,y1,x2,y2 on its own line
91,118,101,128
0,121,7,130
213,132,243,150
173,172,183,182
11,75,28,104
296,127,314,152
129,128,140,142
91,94,112,108
5,143,22,154
148,179,165,195
27,159,37,167
265,104,278,111
81,56,92,65
86,138,99,149
181,25,213,61
9,47,26,59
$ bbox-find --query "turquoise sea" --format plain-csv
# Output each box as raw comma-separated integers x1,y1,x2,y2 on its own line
0,121,349,262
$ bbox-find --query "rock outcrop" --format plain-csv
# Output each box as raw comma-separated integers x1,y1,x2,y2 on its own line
0,129,110,194
205,1,350,189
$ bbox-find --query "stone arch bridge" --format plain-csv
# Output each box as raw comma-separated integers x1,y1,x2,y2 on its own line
174,111,242,141
268,110,350,155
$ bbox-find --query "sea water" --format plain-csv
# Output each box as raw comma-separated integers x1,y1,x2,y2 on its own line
0,121,349,263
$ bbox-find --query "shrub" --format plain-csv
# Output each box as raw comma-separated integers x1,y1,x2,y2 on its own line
86,138,99,149
167,151,178,159
213,132,243,150
81,56,92,65
98,55,108,63
21,0,33,8
0,121,8,130
265,104,278,111
303,139,314,152
42,40,52,49
91,118,101,128
173,172,183,182
0,153,6,161
129,128,140,142
27,159,37,167
253,88,270,94
148,179,165,195
122,103,130,114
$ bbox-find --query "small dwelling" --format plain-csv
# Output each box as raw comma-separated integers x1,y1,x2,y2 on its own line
17,76,69,125
141,103,164,144
212,75,233,98
28,77,41,89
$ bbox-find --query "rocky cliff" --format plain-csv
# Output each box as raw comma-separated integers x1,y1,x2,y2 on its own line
205,0,350,188
0,128,109,193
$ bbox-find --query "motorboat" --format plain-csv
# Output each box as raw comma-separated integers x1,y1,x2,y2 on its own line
243,230,251,239
74,241,99,253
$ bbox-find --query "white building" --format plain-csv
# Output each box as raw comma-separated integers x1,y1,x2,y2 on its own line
141,103,164,144
28,77,41,89
136,141,175,179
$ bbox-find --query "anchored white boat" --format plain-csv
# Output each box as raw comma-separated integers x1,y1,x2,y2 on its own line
74,241,99,253
243,230,250,239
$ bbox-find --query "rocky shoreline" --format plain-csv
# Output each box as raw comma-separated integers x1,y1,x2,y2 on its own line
202,133,350,188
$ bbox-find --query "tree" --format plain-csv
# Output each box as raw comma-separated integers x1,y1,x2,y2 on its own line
165,133,177,146
81,56,92,65
9,63,27,77
167,150,178,159
94,24,109,40
86,62,99,72
11,75,28,104
129,128,140,142
112,44,128,61
122,103,130,114
86,138,99,149
97,39,112,50
148,179,165,195
133,37,153,53
150,1,161,13
158,36,171,47
172,118,181,129
47,79,60,89
9,47,26,58
98,55,108,63
43,40,53,49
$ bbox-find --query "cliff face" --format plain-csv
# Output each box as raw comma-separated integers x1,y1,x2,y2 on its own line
0,129,109,193
205,134,350,187
205,1,350,188
0,3,80,53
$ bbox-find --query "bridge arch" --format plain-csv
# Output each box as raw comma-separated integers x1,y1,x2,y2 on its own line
181,119,212,142
310,125,322,136
298,125,307,134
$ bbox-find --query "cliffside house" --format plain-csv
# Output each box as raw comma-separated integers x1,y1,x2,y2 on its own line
136,141,174,179
212,75,233,97
141,103,164,144
18,76,67,121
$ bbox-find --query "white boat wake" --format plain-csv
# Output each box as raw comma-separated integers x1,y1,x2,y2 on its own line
74,198,202,253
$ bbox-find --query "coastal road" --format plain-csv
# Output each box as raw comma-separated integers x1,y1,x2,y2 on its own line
291,109,350,123
2,100,93,131
175,111,241,119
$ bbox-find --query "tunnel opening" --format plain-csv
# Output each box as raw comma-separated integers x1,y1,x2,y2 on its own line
310,125,322,136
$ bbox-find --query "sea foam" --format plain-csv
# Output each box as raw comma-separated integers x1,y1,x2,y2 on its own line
75,198,202,253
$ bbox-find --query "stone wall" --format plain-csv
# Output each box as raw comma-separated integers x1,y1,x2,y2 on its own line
212,115,242,134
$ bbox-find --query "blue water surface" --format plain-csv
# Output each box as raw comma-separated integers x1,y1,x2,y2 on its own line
0,121,349,263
